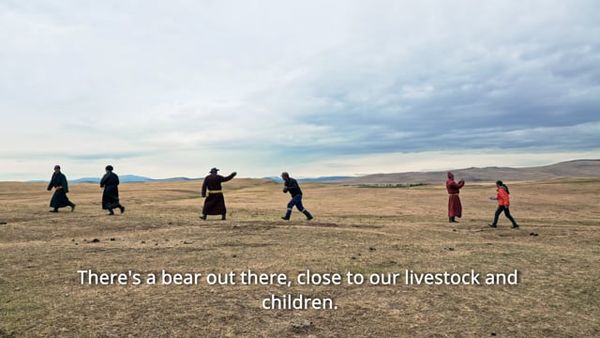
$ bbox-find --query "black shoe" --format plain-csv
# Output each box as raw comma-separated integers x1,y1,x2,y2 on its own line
108,209,115,216
302,210,314,220
70,204,76,212
511,224,519,229
120,206,125,214
488,224,497,228
50,209,58,213
281,216,290,221
221,215,226,221
200,215,207,220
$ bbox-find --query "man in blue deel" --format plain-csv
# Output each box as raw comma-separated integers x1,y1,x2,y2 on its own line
281,172,314,221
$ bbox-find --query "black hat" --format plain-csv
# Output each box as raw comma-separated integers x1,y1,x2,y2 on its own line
106,165,114,171
54,165,61,170
210,167,220,173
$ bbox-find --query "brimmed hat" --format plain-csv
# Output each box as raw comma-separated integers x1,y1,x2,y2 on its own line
210,167,220,173
106,165,114,171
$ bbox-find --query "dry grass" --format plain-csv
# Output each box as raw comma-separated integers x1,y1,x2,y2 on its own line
0,178,599,337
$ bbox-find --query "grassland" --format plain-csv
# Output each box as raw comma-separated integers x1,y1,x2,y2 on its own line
1,178,599,337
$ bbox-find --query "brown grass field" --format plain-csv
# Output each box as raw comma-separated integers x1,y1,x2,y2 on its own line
1,178,599,337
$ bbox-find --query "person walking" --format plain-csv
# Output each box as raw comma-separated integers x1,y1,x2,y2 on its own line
489,180,519,229
47,165,76,212
281,172,313,221
100,165,125,215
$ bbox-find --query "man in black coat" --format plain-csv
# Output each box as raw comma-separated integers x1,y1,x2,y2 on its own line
100,165,125,215
201,168,236,220
47,165,76,212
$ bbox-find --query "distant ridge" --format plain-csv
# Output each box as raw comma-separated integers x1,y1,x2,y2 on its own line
24,159,600,184
69,175,198,184
342,159,600,184
263,176,352,183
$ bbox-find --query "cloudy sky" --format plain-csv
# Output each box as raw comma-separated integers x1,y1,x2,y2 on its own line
1,0,599,180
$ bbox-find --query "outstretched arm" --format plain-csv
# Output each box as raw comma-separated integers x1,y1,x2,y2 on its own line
222,172,237,182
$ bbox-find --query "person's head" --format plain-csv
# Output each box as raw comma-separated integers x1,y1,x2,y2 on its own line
447,171,454,179
210,167,219,175
281,172,290,180
54,165,61,173
496,180,503,188
105,165,114,173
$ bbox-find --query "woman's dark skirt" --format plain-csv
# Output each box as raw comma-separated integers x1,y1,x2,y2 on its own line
50,189,72,209
102,186,121,210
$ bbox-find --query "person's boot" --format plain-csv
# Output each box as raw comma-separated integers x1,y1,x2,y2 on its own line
221,214,226,221
108,209,115,216
70,203,76,212
488,223,497,228
200,214,207,220
281,209,292,220
119,206,125,214
302,210,314,220
50,208,58,213
511,223,519,229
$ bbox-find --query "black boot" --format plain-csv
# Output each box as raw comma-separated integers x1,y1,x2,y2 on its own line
108,209,115,216
302,210,314,220
70,203,76,212
281,209,292,220
50,208,58,213
120,206,125,214
221,214,226,221
200,214,207,220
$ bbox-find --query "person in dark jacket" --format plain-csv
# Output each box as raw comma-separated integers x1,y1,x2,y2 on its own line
488,180,519,229
100,165,125,215
201,168,237,220
446,171,465,223
47,165,76,212
281,172,313,221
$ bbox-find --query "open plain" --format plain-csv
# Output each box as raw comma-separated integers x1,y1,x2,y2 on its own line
1,178,599,337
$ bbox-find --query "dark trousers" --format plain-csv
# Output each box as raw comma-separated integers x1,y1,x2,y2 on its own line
492,206,517,226
287,194,305,211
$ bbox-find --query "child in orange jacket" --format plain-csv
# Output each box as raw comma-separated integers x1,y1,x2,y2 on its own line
488,180,519,229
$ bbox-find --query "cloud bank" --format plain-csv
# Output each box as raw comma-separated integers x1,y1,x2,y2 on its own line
1,0,599,180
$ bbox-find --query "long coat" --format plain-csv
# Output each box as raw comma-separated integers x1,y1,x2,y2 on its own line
47,172,72,208
201,172,236,215
100,172,121,210
446,178,464,218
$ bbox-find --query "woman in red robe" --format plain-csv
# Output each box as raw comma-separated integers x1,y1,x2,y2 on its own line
446,172,464,223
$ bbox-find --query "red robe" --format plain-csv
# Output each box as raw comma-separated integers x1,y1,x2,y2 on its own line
446,178,464,217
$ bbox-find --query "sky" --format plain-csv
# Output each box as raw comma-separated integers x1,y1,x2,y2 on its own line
1,0,599,180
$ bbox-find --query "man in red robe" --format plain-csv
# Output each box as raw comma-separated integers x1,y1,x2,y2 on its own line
446,171,464,223
200,168,237,220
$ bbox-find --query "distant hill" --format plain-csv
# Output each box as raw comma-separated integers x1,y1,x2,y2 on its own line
263,176,352,183
70,175,198,184
342,159,600,184
28,159,600,185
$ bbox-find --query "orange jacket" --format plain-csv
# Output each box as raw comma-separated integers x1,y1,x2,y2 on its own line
497,187,510,206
